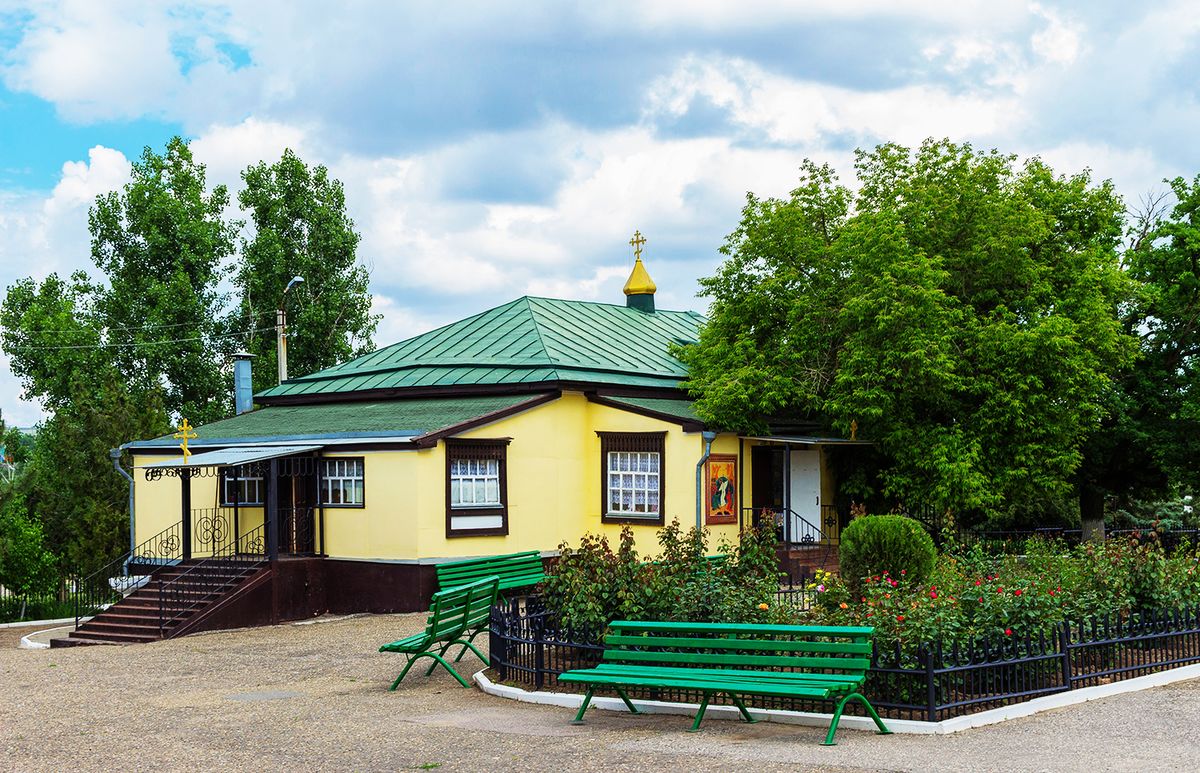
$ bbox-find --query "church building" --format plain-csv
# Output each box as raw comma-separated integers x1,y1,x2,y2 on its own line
61,237,859,645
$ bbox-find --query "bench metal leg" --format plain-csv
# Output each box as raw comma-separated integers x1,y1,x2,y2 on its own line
688,693,711,732
391,651,472,690
728,693,758,724
389,655,422,690
447,637,488,666
571,687,596,724
424,642,455,676
614,687,642,715
822,691,891,746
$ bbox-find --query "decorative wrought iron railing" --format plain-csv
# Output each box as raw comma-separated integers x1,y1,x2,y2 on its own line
743,507,834,546
73,521,185,628
157,523,267,637
278,506,317,555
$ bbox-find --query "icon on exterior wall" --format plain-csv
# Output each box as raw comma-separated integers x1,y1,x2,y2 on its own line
706,454,738,525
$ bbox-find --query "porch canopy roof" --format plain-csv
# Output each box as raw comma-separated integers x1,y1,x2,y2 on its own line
743,434,873,446
136,444,323,470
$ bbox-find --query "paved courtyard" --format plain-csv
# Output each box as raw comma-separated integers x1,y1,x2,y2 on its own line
1,613,1198,772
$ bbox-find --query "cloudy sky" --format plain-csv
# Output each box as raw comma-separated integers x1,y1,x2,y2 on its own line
1,0,1198,426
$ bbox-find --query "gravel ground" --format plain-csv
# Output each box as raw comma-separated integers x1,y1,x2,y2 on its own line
1,613,1198,773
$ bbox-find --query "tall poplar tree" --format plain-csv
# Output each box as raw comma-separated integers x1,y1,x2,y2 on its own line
234,149,377,392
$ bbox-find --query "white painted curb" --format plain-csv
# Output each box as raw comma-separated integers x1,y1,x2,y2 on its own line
475,662,1200,735
0,615,79,629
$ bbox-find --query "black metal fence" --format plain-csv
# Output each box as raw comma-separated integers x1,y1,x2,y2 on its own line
0,584,73,624
489,595,1200,722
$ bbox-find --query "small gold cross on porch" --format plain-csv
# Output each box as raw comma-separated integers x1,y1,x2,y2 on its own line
629,230,646,261
174,418,198,464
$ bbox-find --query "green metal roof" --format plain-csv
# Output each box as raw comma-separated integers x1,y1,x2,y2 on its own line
133,395,545,447
257,296,705,400
600,396,701,423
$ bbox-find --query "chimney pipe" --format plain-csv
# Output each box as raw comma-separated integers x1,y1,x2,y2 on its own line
233,353,255,415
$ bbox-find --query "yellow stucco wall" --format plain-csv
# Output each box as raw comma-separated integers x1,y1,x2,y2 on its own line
131,392,829,563
131,460,265,556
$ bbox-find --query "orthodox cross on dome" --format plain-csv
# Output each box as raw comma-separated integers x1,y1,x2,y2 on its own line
174,418,198,464
629,230,646,261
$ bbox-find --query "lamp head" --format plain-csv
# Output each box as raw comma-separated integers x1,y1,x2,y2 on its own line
285,276,305,294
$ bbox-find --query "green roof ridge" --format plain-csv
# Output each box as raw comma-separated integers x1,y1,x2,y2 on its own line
257,295,706,399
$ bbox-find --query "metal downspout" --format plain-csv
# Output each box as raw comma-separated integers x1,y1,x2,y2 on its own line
695,431,717,529
110,448,135,555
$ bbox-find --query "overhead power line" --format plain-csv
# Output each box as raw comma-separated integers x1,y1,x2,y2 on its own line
9,312,277,336
5,326,276,352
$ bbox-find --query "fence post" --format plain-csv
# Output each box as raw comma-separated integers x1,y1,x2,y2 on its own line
489,603,505,679
1058,621,1073,691
923,644,937,723
534,613,546,691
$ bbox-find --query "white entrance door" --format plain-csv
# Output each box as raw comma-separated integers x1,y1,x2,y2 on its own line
787,449,821,542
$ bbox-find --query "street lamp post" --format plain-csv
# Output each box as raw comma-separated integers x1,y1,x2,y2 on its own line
276,275,305,384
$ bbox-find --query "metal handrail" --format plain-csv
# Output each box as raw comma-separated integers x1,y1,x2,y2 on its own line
73,521,185,628
743,506,831,545
157,524,267,636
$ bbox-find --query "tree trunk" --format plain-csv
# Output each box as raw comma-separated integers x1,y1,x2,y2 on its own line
1080,485,1106,542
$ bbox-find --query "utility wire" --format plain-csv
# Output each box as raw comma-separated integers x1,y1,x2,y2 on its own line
5,326,276,352
9,313,277,336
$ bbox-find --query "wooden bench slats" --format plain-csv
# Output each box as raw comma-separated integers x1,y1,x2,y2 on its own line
586,664,864,685
558,672,838,700
604,634,873,655
560,620,891,744
604,649,872,672
610,620,875,638
564,668,859,694
435,550,545,593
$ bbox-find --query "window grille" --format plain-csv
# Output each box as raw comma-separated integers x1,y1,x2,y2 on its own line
322,458,364,506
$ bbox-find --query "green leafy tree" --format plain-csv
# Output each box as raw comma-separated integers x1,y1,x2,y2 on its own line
1,137,221,570
0,491,58,618
235,149,377,392
680,140,1136,525
21,373,168,576
89,136,240,424
1071,177,1200,536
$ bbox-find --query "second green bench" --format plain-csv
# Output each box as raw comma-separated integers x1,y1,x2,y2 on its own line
558,620,891,745
435,550,545,595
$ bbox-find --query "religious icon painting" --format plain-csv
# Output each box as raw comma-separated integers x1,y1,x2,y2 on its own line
705,454,738,525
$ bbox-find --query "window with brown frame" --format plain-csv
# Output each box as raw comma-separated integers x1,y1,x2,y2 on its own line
219,465,264,506
445,439,510,537
598,431,666,525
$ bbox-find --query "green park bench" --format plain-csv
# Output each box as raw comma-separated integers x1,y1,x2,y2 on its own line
558,620,891,745
379,575,499,690
435,551,546,652
435,550,546,595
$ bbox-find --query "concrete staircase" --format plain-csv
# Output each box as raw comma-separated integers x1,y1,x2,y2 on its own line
53,559,270,647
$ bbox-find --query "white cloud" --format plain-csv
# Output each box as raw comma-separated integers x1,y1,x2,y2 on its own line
5,0,1200,428
43,145,131,216
644,55,1023,147
189,117,311,187
2,0,183,121
1030,3,1084,65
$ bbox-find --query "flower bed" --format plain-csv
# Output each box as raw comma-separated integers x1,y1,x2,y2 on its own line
506,519,1200,720
488,594,1200,722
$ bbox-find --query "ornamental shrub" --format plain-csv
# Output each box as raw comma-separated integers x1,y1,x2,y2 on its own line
839,515,936,588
